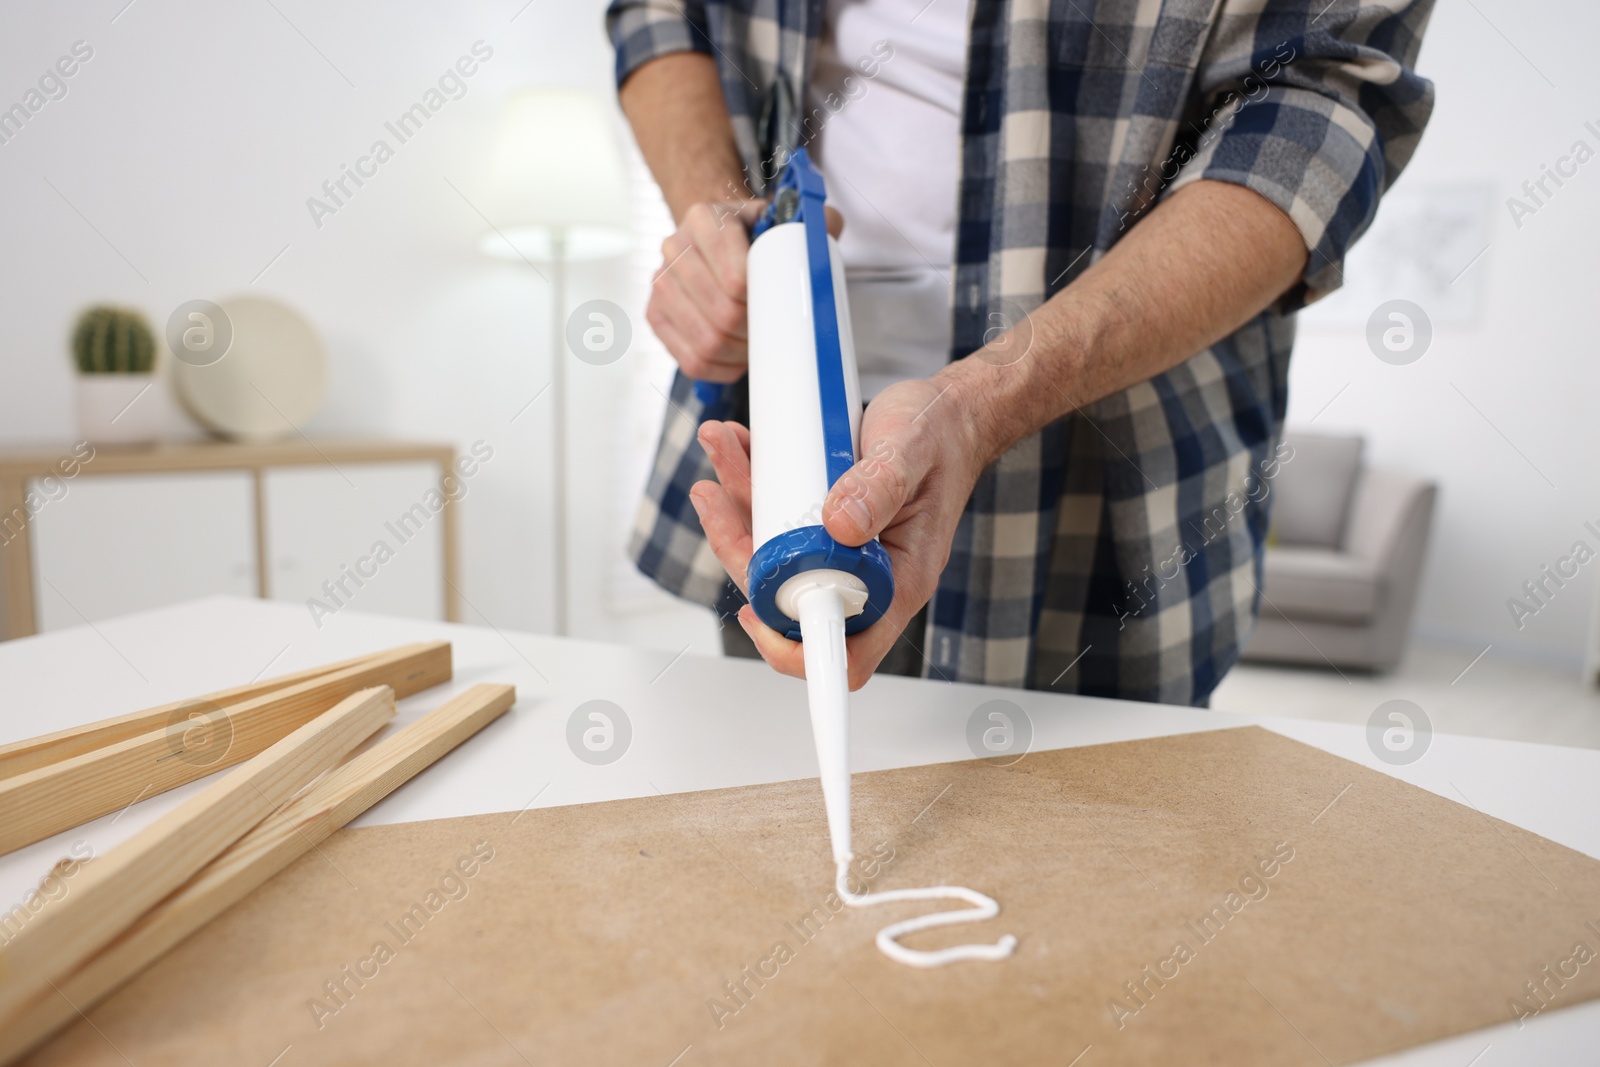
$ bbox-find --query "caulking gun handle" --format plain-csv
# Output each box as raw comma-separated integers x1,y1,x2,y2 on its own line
685,205,768,417
688,173,786,420
683,158,808,422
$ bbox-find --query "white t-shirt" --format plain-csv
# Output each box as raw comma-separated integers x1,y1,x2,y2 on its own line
806,0,970,399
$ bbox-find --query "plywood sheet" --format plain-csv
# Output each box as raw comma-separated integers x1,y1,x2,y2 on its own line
22,727,1600,1066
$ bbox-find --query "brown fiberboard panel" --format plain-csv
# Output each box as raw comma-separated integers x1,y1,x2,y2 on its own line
20,726,1600,1066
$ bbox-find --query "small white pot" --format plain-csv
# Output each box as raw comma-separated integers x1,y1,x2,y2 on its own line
76,374,163,445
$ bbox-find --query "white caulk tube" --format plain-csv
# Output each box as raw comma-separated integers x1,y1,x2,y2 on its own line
744,149,892,868
746,196,863,553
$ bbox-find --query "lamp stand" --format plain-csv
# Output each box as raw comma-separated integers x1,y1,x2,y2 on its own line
549,227,570,636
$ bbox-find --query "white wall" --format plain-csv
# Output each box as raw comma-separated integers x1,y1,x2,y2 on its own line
0,0,714,651
1291,0,1600,669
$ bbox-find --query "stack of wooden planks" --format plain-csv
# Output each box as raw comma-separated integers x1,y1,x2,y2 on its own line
0,641,515,1064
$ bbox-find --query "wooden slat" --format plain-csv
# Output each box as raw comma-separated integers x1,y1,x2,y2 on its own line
0,686,396,1027
0,642,450,856
0,645,421,781
0,683,515,1065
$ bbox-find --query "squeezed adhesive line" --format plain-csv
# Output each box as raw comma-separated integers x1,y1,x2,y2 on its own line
793,583,1016,968
834,860,1017,969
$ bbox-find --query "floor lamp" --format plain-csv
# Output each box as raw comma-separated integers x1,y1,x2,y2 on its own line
479,87,631,636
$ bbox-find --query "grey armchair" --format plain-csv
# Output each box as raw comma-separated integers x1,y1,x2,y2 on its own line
1243,431,1437,671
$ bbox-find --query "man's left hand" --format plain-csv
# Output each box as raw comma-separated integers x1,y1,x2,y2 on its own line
689,375,984,690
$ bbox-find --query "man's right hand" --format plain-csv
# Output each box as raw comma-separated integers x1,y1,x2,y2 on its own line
647,200,766,383
646,200,845,383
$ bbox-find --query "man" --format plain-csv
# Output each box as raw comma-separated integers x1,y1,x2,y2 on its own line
608,0,1433,704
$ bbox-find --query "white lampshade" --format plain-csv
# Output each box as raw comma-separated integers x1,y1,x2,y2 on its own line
479,86,632,262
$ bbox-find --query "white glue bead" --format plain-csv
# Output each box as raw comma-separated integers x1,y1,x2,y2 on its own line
834,860,1018,969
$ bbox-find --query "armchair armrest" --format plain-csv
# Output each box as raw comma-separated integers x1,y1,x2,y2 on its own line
1343,466,1437,668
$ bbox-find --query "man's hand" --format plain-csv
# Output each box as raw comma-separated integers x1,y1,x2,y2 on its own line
647,200,764,383
648,203,845,382
688,375,980,690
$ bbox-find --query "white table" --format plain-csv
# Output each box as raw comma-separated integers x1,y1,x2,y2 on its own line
2,596,1595,1065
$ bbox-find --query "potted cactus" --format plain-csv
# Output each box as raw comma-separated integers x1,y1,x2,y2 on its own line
72,304,163,444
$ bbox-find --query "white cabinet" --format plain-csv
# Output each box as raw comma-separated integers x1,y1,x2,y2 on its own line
263,462,445,622
0,442,458,640
30,471,257,633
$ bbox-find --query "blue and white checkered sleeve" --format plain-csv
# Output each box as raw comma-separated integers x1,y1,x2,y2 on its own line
1167,0,1435,304
605,0,712,88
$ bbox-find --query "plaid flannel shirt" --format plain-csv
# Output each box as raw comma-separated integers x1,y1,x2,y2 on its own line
608,0,1433,704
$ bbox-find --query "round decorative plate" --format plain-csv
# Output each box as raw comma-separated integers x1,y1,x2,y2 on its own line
172,295,327,441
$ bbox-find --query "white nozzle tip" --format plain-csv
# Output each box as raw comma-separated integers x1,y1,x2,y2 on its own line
795,583,854,876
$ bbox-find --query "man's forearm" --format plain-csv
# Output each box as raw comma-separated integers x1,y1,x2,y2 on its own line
942,180,1308,467
619,51,749,221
